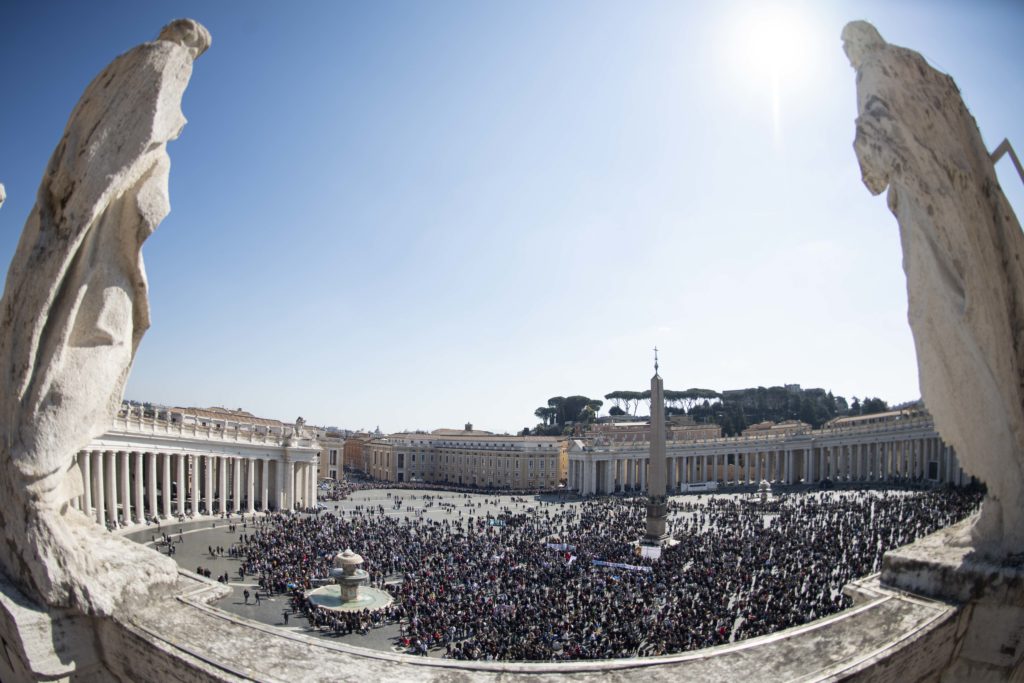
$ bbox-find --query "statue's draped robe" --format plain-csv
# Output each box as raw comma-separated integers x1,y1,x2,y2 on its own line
0,33,199,612
848,22,1024,555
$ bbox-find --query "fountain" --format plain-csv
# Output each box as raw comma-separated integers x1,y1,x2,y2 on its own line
305,548,393,613
757,479,773,504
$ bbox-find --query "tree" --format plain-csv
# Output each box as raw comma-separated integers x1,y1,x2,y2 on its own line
849,397,862,416
534,406,558,426
861,397,889,415
561,395,603,424
609,406,626,416
547,396,566,424
534,395,603,430
605,390,644,415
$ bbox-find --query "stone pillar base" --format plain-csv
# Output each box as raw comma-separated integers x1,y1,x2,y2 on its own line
644,499,669,544
881,516,1024,682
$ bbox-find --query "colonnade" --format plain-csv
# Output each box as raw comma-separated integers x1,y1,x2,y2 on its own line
569,434,965,496
70,450,319,529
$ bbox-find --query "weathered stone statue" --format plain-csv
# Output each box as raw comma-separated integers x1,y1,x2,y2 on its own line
0,19,209,615
845,20,1024,557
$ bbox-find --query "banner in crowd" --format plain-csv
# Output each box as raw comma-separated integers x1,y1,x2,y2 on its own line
592,560,652,573
545,543,577,551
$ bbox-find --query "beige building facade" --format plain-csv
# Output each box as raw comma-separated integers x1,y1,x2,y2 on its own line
343,433,373,473
570,409,967,495
366,428,566,489
318,431,345,481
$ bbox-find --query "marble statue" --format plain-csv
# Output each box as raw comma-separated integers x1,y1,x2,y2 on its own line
845,20,1024,557
0,183,6,209
0,19,210,614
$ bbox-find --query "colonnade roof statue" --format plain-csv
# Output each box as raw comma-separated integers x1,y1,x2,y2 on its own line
0,19,210,615
845,20,1024,557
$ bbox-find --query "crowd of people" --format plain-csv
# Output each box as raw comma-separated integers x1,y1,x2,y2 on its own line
318,470,568,502
237,485,982,661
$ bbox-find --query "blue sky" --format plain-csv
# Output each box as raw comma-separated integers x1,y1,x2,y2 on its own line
1,1,1022,433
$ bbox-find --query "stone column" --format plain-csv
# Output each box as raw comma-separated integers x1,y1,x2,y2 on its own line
247,458,257,513
119,451,131,526
145,452,156,519
307,462,315,509
189,454,199,515
81,450,93,518
286,461,295,510
232,457,242,513
219,456,228,513
162,452,172,519
299,463,308,507
204,455,214,514
105,451,118,528
177,453,186,516
667,457,675,492
93,451,105,526
639,459,646,492
132,451,144,524
262,459,270,511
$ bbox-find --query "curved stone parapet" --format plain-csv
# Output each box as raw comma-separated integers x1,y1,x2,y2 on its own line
56,570,954,682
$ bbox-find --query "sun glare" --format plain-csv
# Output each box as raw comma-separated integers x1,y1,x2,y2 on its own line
726,3,821,148
735,5,813,79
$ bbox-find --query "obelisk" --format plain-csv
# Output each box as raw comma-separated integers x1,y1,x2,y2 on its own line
644,348,669,543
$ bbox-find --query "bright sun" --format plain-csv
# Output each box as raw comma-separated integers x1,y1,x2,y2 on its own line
734,4,815,81
727,3,821,146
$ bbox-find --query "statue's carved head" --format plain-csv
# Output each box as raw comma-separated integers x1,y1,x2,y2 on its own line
158,18,211,60
842,20,885,69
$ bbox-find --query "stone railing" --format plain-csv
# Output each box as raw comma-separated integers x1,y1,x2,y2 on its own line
107,414,319,449
580,416,938,455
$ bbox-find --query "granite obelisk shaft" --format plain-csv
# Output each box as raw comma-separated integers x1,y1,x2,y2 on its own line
644,368,668,542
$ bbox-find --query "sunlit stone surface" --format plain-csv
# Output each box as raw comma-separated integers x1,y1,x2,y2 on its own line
846,19,1024,559
847,19,1024,680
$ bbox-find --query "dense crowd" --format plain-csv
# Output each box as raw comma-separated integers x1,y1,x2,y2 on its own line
237,486,982,661
319,474,567,502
